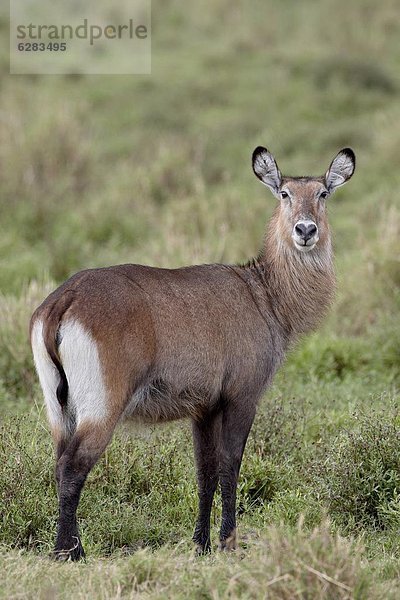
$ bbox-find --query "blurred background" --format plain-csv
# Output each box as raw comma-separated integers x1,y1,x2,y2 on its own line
1,0,400,596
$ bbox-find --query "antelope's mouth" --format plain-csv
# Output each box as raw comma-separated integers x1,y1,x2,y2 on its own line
292,238,318,253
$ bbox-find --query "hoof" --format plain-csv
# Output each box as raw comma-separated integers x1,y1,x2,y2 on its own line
193,531,211,556
194,542,211,556
53,537,85,562
219,528,237,551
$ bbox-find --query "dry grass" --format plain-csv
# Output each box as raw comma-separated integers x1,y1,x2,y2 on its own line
0,520,372,600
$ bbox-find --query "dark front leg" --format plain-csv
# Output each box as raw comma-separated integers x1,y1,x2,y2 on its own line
219,401,256,550
192,410,222,554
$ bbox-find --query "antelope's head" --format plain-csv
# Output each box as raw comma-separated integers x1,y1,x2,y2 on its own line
252,146,356,253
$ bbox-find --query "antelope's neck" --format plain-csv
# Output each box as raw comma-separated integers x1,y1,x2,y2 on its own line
249,231,335,338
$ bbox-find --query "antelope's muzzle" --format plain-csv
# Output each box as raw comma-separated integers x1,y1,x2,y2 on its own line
292,220,319,251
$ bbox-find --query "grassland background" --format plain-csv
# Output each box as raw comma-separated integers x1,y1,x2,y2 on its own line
1,0,400,597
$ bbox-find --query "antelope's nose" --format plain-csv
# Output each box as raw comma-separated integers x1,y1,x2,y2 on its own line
294,221,318,242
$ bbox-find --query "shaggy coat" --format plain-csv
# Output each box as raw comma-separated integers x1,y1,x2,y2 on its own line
30,146,355,560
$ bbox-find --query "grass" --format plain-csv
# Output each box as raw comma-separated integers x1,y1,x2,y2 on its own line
0,522,375,599
314,410,400,533
0,0,400,597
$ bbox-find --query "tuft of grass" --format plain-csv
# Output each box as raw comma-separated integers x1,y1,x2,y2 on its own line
313,410,400,533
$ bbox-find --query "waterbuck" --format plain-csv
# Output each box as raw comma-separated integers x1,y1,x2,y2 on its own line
30,146,355,560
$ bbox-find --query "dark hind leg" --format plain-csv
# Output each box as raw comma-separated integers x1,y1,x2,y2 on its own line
54,420,115,561
55,427,73,495
192,410,222,554
219,400,256,550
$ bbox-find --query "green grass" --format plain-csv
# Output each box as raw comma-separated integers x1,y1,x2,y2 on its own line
0,0,400,597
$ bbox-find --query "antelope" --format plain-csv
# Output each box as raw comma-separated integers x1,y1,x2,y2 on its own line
30,146,355,560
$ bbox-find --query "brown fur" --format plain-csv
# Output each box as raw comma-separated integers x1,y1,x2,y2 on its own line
261,187,335,335
30,147,355,560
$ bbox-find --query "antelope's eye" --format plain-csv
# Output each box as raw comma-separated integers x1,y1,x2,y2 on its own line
319,190,329,200
280,191,289,199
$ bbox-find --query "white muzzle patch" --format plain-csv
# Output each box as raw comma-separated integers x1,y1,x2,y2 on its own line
292,219,319,252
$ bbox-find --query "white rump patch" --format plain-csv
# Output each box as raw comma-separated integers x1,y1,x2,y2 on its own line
31,320,63,429
59,320,108,425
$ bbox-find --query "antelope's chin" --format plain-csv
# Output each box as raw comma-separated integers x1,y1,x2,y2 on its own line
292,238,318,253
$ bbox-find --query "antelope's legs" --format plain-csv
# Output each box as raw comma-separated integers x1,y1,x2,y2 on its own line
54,420,116,561
219,400,256,550
192,410,222,553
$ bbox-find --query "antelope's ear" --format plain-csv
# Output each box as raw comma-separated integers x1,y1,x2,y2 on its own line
325,148,356,192
252,146,282,196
